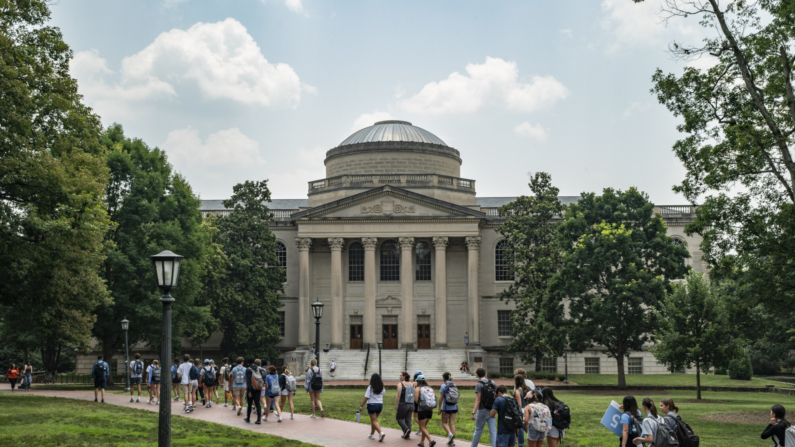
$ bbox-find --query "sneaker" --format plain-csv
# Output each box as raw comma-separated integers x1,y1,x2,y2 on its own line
255,420,261,425
379,433,386,442
184,407,190,413
101,399,105,403
368,435,376,440
447,433,455,445
310,414,316,419
244,418,250,423
130,397,134,402
291,414,294,420
94,398,98,402
321,409,325,418
403,428,410,439
147,400,152,405
277,416,282,422
264,416,268,422
208,402,213,407
429,441,436,447
136,397,140,403
223,403,228,407
417,444,425,447
237,407,243,416
415,430,422,437
174,396,180,401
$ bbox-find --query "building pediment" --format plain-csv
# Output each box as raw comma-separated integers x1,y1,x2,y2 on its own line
290,186,485,220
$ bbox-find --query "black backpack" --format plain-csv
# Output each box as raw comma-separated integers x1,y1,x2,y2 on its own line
202,368,215,387
152,367,161,382
501,397,524,431
670,414,699,447
93,361,107,378
480,380,496,410
552,401,571,430
310,368,323,391
624,412,642,444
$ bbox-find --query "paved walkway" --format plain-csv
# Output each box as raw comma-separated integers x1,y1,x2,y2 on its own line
2,384,487,447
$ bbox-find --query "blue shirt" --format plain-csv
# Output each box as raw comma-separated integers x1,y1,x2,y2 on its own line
440,381,458,412
231,365,247,388
171,365,178,380
620,411,641,437
91,361,109,379
492,396,514,434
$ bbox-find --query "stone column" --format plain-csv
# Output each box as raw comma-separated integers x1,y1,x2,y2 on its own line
362,237,378,347
466,236,481,347
329,237,344,349
399,237,415,349
296,237,312,349
433,236,448,348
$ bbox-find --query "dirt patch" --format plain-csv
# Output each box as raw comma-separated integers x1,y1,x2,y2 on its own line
696,411,768,424
679,399,728,404
567,389,670,396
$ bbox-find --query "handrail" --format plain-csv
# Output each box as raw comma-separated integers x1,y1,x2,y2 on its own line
364,345,370,379
404,347,409,372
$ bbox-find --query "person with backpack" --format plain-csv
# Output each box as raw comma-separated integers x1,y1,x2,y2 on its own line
129,353,144,403
191,359,202,406
523,389,551,447
414,374,437,447
171,359,181,402
305,358,325,418
176,355,194,412
231,357,247,415
359,373,387,442
218,358,229,407
761,404,790,447
279,366,297,420
263,365,283,422
148,360,161,405
660,398,699,447
395,371,415,439
211,360,220,404
541,387,569,447
470,367,497,447
491,385,523,447
513,375,531,446
200,359,216,408
413,370,423,436
244,358,264,424
440,372,459,446
619,395,643,447
90,355,109,403
633,397,676,447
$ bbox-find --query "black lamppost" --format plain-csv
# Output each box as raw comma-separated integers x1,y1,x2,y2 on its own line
311,300,324,365
377,341,383,377
151,250,183,447
564,345,570,385
122,318,130,392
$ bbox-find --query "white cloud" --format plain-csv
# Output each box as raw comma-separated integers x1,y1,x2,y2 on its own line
599,0,699,51
398,57,568,115
162,127,267,199
514,122,547,141
351,111,393,133
560,29,573,38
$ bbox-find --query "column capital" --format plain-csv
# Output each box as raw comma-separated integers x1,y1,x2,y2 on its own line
433,236,449,250
328,237,345,251
362,237,378,250
399,237,415,250
465,236,482,250
295,237,312,251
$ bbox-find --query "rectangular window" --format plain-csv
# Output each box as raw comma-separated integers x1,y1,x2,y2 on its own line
278,311,285,337
585,357,600,374
628,357,643,375
541,357,557,373
499,358,514,374
497,310,512,336
349,245,364,282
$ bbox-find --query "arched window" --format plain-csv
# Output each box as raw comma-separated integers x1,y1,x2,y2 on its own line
349,242,364,282
275,242,287,273
415,241,431,281
380,240,400,281
672,236,686,247
495,240,511,281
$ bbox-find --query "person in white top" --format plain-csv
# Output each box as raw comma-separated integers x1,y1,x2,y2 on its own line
330,359,337,377
176,355,194,411
359,373,387,442
634,397,666,446
219,357,230,407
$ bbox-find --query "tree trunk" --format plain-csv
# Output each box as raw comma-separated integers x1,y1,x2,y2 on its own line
24,346,29,365
102,335,116,385
617,356,627,389
535,350,543,372
696,362,702,400
41,343,61,374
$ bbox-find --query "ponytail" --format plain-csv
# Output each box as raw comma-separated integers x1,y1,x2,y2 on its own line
641,397,658,418
661,398,679,414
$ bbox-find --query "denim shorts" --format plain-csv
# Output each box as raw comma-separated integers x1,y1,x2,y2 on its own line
527,425,547,441
496,432,516,447
367,403,383,415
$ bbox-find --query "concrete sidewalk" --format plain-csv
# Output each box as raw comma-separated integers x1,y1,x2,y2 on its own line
2,384,490,447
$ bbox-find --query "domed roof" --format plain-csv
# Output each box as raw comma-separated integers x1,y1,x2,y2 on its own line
338,120,448,147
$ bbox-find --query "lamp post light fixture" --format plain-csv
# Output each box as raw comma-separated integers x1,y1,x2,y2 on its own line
377,341,383,377
122,318,130,392
311,300,324,364
151,250,183,447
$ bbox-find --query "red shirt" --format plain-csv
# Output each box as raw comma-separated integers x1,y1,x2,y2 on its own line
7,368,19,379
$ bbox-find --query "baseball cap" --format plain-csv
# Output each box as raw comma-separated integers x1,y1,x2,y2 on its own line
416,374,426,381
414,370,423,375
204,359,210,364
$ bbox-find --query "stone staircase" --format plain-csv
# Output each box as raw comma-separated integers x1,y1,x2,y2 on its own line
305,348,475,382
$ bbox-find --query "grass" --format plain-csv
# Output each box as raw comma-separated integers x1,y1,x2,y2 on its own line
0,394,317,447
568,374,790,387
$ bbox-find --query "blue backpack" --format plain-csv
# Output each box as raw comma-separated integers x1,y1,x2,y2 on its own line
189,365,200,381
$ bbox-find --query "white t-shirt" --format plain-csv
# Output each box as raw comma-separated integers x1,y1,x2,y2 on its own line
364,385,386,404
130,360,144,378
641,414,665,441
330,362,336,370
177,362,193,385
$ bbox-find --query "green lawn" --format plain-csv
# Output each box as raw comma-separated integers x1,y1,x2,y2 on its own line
569,374,790,387
0,394,317,447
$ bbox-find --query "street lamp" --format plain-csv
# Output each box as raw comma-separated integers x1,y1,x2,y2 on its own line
311,300,324,365
151,250,183,447
122,318,130,392
377,341,383,377
564,345,570,385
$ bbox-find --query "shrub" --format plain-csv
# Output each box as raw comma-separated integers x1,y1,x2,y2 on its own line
729,350,753,381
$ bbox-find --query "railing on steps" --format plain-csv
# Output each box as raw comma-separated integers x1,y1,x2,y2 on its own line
404,348,409,373
364,345,370,380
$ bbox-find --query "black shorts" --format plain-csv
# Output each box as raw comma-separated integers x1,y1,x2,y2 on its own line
94,378,107,390
130,377,142,385
172,377,180,384
418,410,433,421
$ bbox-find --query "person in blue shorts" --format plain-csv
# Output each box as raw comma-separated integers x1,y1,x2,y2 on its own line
359,373,386,442
440,372,458,446
90,355,109,403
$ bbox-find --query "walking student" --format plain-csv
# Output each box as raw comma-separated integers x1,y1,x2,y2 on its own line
211,360,220,404
201,359,216,408
619,395,643,447
440,372,459,446
513,375,530,446
330,358,337,377
413,370,423,436
7,363,19,392
245,358,264,424
171,359,181,401
523,389,551,447
761,404,790,446
219,358,229,407
264,365,283,422
491,385,520,447
414,374,437,447
192,359,203,405
633,397,666,446
470,367,497,447
177,355,194,412
148,360,161,405
305,358,325,418
360,373,387,442
91,355,109,403
279,366,297,419
129,353,144,402
541,387,568,446
395,371,415,438
23,361,33,391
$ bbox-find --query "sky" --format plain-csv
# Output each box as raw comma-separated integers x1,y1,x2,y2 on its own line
51,0,719,203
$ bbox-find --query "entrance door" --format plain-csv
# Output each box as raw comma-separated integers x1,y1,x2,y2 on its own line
417,324,431,349
382,324,398,349
350,324,363,349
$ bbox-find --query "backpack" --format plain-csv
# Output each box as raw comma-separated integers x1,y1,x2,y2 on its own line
234,367,246,386
419,386,437,410
786,426,795,447
445,382,460,405
651,416,680,447
152,367,161,382
624,412,643,443
202,367,215,387
530,403,552,433
670,414,699,447
268,375,281,395
403,383,415,403
285,374,297,392
189,365,200,381
552,402,571,430
250,367,264,390
310,368,323,391
93,361,107,378
480,380,496,410
502,397,524,432
132,360,143,375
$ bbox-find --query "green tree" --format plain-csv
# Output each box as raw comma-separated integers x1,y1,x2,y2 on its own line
214,180,286,360
0,0,111,372
551,188,690,388
651,272,738,399
92,125,217,375
637,0,795,307
496,172,567,370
